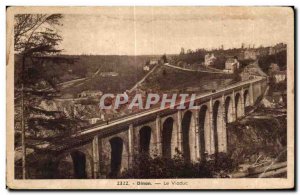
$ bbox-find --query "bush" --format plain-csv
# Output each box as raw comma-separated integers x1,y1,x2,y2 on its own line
120,150,235,178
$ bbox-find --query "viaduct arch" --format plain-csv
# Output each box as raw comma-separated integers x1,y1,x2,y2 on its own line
162,117,174,159
109,137,124,177
244,90,250,107
235,93,243,119
198,105,210,160
224,96,234,123
139,126,152,155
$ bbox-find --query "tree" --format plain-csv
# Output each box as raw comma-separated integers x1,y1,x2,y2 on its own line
161,54,168,63
258,50,287,73
14,14,77,179
120,151,234,178
180,47,185,55
14,14,63,54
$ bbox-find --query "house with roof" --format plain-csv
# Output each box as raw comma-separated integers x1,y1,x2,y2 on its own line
273,71,286,83
143,65,150,71
204,53,216,67
224,57,240,73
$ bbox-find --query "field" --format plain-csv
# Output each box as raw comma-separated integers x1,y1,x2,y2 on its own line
140,65,238,94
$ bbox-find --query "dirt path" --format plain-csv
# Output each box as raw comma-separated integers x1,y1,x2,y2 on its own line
128,64,160,92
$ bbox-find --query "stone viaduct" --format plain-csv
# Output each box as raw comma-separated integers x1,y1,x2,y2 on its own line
49,77,267,179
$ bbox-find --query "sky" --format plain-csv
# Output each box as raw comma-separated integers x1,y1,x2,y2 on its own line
58,7,292,55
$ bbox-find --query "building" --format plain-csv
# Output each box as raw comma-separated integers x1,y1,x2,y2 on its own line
204,53,216,66
273,71,286,83
89,117,102,125
243,49,258,60
224,57,240,73
149,60,158,65
100,72,119,77
78,90,103,98
143,65,150,71
240,61,267,80
269,43,287,55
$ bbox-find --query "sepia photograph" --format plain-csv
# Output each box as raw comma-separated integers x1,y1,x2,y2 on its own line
6,6,294,189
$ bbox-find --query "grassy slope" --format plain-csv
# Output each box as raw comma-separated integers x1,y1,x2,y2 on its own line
140,65,237,93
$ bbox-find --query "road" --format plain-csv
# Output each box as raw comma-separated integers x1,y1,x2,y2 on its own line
164,63,230,74
128,64,160,93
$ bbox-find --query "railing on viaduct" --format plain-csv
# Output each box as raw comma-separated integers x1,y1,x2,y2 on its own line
49,77,268,179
